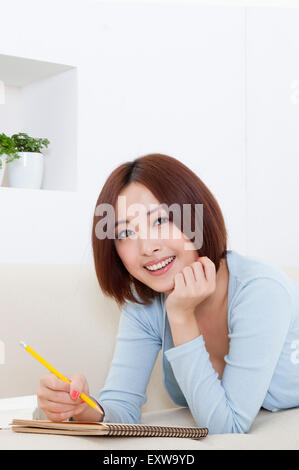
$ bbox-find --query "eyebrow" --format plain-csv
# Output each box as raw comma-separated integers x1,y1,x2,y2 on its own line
115,204,163,228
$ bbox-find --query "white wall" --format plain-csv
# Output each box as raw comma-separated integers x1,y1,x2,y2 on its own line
246,7,299,266
0,0,298,267
0,86,22,135
20,69,78,191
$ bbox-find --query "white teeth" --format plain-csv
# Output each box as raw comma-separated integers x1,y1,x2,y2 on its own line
145,256,175,271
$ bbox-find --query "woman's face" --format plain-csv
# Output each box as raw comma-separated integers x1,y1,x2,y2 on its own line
114,182,198,294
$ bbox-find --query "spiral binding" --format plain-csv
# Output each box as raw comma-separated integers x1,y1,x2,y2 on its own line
106,424,208,438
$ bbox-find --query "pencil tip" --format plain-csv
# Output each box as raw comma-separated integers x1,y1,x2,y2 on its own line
19,340,27,349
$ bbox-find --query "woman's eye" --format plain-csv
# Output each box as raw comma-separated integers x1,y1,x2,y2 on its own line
117,217,169,240
154,216,169,226
118,229,133,240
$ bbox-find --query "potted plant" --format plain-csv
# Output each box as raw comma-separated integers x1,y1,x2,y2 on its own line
0,133,20,186
7,133,50,189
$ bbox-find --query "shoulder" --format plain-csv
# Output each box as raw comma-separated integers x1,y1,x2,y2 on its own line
228,250,294,290
229,276,294,332
226,250,297,328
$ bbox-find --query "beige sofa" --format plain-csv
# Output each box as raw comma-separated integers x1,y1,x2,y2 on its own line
1,262,299,449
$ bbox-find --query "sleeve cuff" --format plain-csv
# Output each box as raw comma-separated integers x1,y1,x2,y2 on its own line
68,398,105,422
165,334,206,362
90,395,105,421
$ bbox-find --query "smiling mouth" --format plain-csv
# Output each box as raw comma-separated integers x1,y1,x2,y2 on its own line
144,256,176,273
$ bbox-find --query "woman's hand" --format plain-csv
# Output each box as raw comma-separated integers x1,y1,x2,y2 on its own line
165,256,216,320
37,373,101,422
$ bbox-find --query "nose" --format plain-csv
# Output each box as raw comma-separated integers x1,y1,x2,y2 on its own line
139,237,162,256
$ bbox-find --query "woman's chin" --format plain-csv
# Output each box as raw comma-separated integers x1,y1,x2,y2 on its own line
140,273,175,295
147,282,174,296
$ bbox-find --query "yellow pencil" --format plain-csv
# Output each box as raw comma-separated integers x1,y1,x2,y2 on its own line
19,340,103,415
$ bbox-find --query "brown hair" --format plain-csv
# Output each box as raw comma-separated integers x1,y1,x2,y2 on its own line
92,154,227,307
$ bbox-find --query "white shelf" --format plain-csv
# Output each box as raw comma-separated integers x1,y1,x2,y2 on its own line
0,53,77,191
0,185,77,196
0,53,73,87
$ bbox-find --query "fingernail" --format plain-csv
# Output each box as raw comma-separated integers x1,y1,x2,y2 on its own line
80,400,85,404
71,390,79,400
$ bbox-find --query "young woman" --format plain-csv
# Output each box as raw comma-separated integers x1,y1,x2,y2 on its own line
37,153,299,434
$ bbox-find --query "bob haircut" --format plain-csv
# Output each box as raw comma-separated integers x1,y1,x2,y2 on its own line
92,153,227,308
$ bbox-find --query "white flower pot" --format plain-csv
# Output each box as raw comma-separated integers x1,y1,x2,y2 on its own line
0,156,6,186
7,152,44,189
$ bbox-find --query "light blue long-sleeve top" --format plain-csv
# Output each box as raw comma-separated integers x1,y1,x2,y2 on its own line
97,250,299,434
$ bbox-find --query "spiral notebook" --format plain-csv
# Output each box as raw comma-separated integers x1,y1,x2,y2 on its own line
11,419,208,439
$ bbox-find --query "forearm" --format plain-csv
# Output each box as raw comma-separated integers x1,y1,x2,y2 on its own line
165,335,235,433
166,310,236,433
167,310,201,347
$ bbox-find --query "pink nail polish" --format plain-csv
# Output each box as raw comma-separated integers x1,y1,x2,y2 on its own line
71,390,79,400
